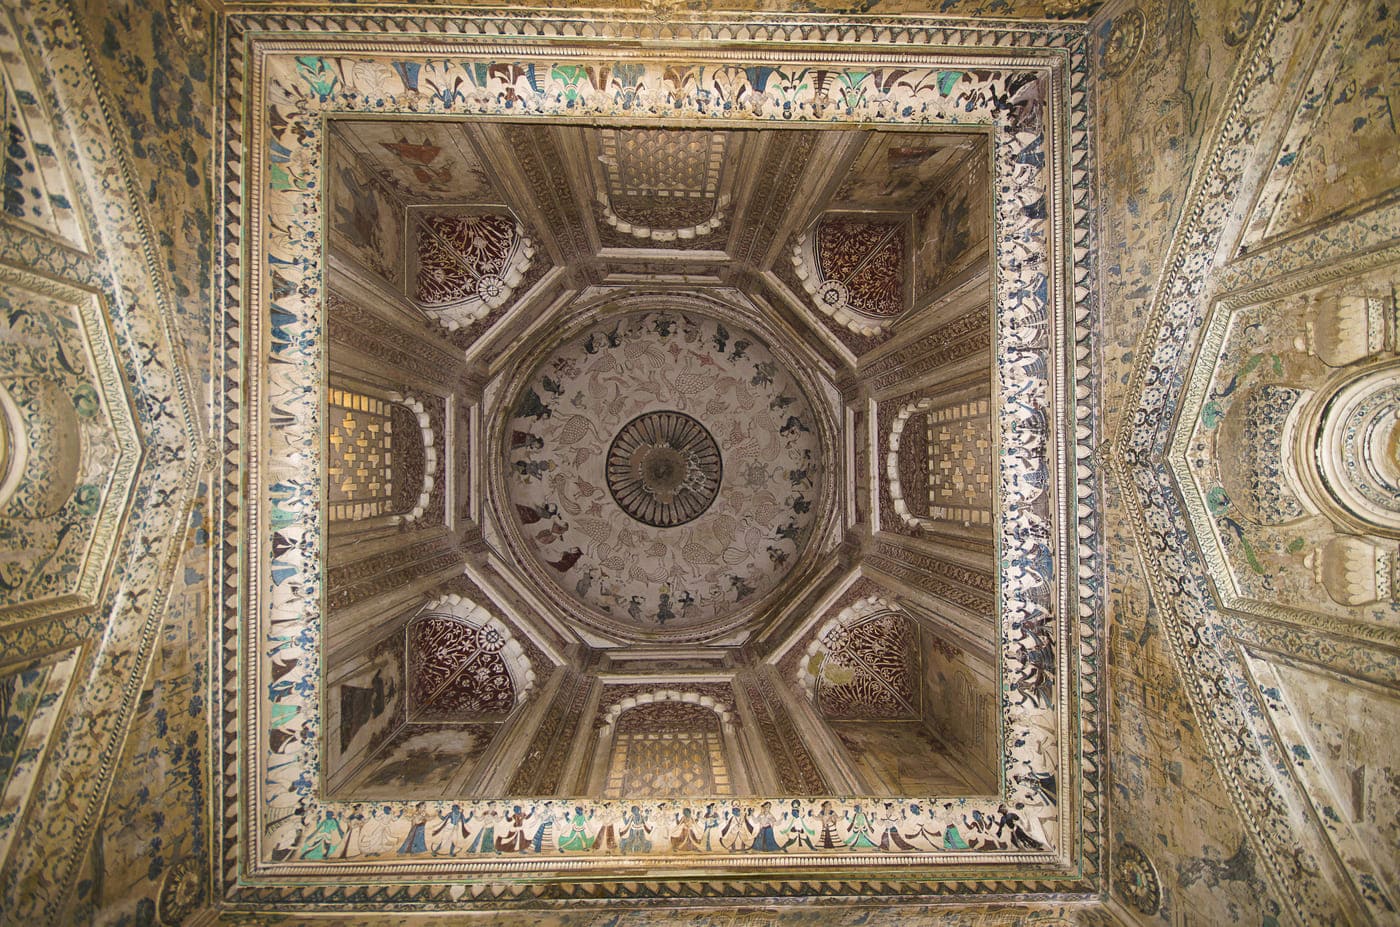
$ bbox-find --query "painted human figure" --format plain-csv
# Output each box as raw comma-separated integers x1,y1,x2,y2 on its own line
558,806,594,851
495,805,531,852
781,800,816,851
515,501,558,524
749,801,782,852
995,803,1042,850
299,809,342,859
618,805,651,854
358,805,395,855
591,803,620,852
962,809,996,849
529,801,558,853
844,804,877,849
468,804,499,854
718,802,750,852
336,804,367,858
511,429,545,450
669,807,703,852
701,803,722,851
431,803,471,855
900,804,942,851
817,800,841,849
397,803,430,855
877,802,915,851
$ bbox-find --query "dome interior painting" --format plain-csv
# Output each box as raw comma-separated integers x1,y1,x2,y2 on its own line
1,2,1397,925
316,114,1008,808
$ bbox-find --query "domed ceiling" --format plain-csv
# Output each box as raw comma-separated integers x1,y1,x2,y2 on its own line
501,309,825,636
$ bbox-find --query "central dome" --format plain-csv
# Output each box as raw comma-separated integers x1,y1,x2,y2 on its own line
503,309,823,635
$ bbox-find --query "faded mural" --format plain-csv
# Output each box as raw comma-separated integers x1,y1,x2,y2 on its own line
1094,0,1400,923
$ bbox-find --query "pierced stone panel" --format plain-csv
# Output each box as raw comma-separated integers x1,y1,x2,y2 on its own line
596,129,730,242
326,388,435,524
603,701,731,799
883,393,994,535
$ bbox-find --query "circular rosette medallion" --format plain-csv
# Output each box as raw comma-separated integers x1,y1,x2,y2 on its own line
607,411,722,527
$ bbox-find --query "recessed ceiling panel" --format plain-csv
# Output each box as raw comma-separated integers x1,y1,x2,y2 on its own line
334,119,497,204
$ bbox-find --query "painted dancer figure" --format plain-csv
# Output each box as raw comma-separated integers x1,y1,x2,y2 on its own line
336,804,367,858
781,799,816,851
750,801,782,852
299,809,342,859
900,803,942,851
877,802,916,851
467,804,499,854
495,805,531,852
702,803,722,851
845,804,877,849
619,805,651,854
817,800,841,849
397,803,430,855
718,802,750,852
995,803,1042,850
669,807,703,852
359,805,395,855
529,800,558,852
591,802,620,852
431,803,471,855
558,806,594,851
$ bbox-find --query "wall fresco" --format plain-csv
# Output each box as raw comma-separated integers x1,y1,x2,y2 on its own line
0,650,78,869
412,211,536,330
334,119,498,203
1096,0,1400,920
920,632,999,790
328,143,405,290
336,724,500,801
70,0,214,421
1239,0,1399,249
9,0,1393,920
1173,262,1400,626
326,631,405,783
913,149,990,301
0,1,1187,924
0,1,205,923
0,271,136,615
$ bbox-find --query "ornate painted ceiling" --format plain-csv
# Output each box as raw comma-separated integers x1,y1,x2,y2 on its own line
1,0,1396,925
248,22,1091,904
